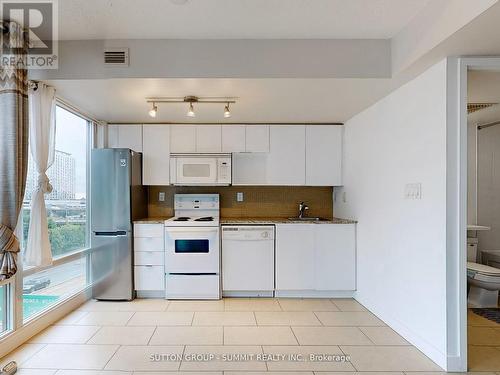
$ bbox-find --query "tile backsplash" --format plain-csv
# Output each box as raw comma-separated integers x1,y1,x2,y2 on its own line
148,186,333,218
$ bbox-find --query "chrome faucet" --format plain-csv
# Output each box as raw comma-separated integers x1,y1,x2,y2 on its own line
298,202,309,218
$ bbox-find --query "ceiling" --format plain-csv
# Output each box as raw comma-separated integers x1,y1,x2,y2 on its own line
58,0,429,40
48,78,395,123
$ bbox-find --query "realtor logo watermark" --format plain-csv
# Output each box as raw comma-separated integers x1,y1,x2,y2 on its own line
1,0,58,69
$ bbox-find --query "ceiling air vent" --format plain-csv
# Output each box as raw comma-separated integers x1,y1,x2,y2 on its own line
104,48,129,66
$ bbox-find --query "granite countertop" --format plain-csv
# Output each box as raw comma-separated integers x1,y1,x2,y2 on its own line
220,217,357,224
134,217,171,224
134,217,357,225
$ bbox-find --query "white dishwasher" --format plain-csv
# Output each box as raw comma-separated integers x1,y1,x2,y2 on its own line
222,225,275,297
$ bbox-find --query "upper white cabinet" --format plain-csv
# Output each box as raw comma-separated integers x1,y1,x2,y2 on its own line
232,153,268,185
267,125,306,185
170,125,222,153
196,125,222,153
234,124,343,186
108,124,143,152
275,223,356,293
142,125,170,185
246,125,270,153
306,125,342,186
170,125,196,153
222,125,246,153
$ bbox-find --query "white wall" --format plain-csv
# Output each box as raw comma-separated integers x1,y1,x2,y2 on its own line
477,123,500,251
467,106,500,226
335,60,449,368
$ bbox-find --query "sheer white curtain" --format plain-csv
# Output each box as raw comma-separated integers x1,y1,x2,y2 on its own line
24,84,56,267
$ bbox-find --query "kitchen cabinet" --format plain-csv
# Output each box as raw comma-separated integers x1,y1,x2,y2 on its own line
133,223,165,294
108,124,143,152
142,125,170,185
315,224,355,291
275,224,315,290
196,125,222,152
306,125,342,186
233,125,305,185
222,125,246,152
246,125,269,152
170,125,196,153
267,125,306,185
234,124,343,186
170,125,222,153
275,223,356,294
232,153,268,185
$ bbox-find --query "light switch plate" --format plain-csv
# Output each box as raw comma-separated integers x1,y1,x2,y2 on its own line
236,192,244,202
158,192,165,202
404,183,422,200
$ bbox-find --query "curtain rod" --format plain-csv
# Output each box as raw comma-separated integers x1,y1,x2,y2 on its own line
478,120,500,130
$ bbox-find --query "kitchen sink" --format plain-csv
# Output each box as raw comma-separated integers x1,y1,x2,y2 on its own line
287,217,327,222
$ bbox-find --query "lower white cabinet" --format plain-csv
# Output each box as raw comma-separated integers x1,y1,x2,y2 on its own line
275,223,356,293
134,223,165,293
134,265,164,290
315,224,356,290
275,224,315,290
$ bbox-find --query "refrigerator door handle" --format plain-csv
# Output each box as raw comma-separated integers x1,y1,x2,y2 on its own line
93,231,128,237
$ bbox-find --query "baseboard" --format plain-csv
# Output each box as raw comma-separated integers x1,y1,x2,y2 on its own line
275,290,354,298
447,354,466,372
136,290,165,298
354,292,447,370
0,287,91,359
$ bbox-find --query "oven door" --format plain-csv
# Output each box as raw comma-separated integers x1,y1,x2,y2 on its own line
165,227,220,274
175,158,217,185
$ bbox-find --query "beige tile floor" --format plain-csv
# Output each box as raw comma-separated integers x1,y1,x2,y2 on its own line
467,308,500,372
1,298,496,374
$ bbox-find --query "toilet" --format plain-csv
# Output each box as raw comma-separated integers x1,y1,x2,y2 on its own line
467,261,500,307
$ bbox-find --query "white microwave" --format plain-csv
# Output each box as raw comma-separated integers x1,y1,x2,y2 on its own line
170,154,232,186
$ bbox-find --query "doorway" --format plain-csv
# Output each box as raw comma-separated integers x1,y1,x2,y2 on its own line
465,67,500,371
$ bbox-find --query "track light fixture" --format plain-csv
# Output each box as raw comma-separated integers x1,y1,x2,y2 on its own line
148,102,157,118
223,103,231,118
187,102,196,117
145,96,237,118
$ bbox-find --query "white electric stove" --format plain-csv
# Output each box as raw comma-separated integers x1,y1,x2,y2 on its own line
164,194,221,300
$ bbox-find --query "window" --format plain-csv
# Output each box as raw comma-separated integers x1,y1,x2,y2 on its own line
23,106,90,256
22,104,91,322
22,257,87,320
0,284,10,334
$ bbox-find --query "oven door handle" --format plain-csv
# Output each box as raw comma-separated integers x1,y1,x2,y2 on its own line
165,228,218,233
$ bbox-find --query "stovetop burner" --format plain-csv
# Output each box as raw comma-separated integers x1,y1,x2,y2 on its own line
174,217,191,221
194,216,214,222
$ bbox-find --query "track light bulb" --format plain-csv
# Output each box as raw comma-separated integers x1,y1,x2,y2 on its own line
148,103,157,118
187,102,196,117
224,103,231,118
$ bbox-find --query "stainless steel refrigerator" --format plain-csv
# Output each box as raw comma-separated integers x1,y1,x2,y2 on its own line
90,148,147,300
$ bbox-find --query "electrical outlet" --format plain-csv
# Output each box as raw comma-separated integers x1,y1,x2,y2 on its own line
158,192,165,202
236,192,244,202
404,183,422,200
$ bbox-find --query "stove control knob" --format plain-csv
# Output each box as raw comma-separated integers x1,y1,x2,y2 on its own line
261,232,269,238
